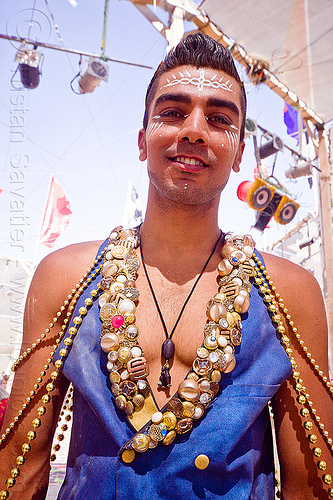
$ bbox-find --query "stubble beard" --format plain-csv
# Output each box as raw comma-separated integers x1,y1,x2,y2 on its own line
148,167,226,209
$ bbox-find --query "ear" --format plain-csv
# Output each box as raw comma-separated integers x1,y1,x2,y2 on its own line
232,140,245,173
138,129,147,162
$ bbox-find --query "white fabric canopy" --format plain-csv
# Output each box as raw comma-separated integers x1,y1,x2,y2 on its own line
200,0,333,123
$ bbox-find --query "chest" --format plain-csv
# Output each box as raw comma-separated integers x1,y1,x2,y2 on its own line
135,269,219,407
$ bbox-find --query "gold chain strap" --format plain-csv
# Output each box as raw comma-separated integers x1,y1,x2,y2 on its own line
50,383,74,463
0,250,105,499
253,254,333,498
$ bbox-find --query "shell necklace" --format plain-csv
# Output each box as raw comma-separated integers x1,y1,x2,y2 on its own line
139,229,222,389
98,226,255,462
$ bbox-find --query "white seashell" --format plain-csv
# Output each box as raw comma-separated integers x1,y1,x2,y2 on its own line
217,336,228,348
243,245,254,257
116,275,127,283
118,299,136,314
107,361,115,371
131,346,142,358
208,351,219,363
152,412,163,424
110,282,124,293
193,406,204,419
98,292,110,307
120,369,130,380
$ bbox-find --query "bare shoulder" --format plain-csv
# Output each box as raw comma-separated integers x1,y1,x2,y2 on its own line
261,250,319,284
260,250,328,369
260,251,324,310
36,239,105,278
24,240,105,342
31,240,104,294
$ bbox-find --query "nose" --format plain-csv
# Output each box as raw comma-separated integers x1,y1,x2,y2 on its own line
178,109,209,145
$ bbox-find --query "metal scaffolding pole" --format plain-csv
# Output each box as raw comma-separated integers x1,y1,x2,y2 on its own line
317,129,333,367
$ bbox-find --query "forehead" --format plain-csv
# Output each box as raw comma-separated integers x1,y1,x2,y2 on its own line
152,65,242,108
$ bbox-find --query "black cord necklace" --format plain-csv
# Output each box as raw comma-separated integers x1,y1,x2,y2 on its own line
139,230,223,389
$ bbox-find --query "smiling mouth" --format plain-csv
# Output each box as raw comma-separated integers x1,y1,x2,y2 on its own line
173,156,207,167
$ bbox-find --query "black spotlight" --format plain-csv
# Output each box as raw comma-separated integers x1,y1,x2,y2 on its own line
15,45,42,89
259,134,284,159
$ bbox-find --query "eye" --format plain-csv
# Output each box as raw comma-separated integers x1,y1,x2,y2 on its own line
207,114,232,127
159,109,184,118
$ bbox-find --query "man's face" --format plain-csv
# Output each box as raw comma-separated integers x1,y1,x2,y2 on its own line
138,65,245,208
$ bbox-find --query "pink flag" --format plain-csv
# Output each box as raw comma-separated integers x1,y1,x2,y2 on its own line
39,176,72,247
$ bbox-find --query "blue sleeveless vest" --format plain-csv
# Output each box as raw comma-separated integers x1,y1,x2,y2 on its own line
54,239,292,499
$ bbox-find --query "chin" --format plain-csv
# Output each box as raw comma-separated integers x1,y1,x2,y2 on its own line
160,185,222,208
148,171,225,207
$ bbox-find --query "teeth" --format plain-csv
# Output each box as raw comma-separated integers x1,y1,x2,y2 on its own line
175,156,204,166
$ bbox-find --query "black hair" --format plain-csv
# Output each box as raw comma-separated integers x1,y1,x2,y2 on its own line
143,33,246,140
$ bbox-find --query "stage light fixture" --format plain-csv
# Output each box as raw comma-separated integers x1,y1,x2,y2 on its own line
244,118,257,138
259,134,284,159
285,161,313,179
299,237,315,250
14,45,42,89
78,57,109,94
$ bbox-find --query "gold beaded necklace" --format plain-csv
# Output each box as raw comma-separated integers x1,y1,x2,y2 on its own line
1,227,332,499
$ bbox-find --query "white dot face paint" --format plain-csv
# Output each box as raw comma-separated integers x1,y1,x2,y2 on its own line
163,69,235,94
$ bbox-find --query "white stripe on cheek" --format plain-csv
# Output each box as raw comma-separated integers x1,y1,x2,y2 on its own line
225,130,232,150
231,131,238,151
224,130,239,153
147,121,163,138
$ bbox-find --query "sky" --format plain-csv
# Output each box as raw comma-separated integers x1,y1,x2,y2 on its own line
0,0,317,267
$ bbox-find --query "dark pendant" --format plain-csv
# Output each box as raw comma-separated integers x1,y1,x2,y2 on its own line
158,364,171,388
162,339,175,360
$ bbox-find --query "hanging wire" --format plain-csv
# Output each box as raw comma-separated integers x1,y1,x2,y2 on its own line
70,55,83,94
28,0,38,39
43,0,65,43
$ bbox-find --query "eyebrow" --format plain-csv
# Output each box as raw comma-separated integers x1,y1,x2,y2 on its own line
153,93,239,117
153,93,191,108
206,97,240,117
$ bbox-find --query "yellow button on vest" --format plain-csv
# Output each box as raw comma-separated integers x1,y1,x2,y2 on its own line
195,454,209,470
122,449,136,464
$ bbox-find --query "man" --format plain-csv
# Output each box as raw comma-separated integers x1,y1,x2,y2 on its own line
0,33,332,500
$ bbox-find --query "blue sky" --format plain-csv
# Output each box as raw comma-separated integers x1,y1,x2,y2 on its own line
0,0,315,265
